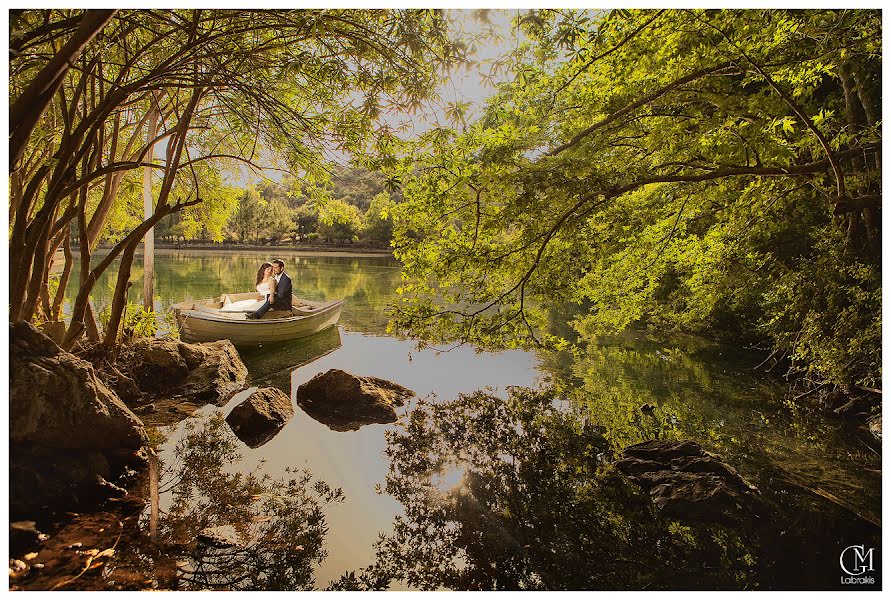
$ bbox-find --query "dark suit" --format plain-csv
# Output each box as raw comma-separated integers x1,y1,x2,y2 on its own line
272,272,292,310
251,271,292,318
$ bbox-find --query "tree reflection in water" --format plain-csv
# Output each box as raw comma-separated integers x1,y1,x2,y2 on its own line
145,411,343,590
341,387,757,591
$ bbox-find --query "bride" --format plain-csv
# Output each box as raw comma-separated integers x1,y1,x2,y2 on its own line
220,262,275,313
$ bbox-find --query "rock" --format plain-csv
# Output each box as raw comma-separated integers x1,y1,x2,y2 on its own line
616,439,762,527
226,387,294,447
97,363,144,405
12,321,61,358
126,338,190,389
295,369,415,431
9,558,29,579
867,414,881,441
122,338,247,407
8,446,122,519
177,340,248,404
10,322,146,451
38,321,66,345
9,322,147,520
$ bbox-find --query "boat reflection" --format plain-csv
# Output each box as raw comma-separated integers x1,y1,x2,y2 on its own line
237,326,343,395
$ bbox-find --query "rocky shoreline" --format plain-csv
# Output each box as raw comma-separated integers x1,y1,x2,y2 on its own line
8,322,421,589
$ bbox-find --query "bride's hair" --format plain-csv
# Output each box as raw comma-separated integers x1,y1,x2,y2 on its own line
256,262,273,286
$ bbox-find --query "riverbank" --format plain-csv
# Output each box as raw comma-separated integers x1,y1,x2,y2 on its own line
77,242,395,256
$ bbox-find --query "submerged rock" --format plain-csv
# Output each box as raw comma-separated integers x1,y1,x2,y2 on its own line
9,322,147,519
616,439,762,527
295,369,415,431
226,387,294,448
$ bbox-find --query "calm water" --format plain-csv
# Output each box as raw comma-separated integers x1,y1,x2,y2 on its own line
64,250,880,590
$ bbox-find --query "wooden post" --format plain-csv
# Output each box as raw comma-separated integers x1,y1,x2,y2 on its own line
143,104,160,311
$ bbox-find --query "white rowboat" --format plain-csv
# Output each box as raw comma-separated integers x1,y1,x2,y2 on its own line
172,292,344,346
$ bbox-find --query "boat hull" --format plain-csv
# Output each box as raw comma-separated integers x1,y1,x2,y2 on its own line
172,293,344,346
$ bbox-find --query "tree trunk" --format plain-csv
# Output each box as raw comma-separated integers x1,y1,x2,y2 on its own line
103,243,137,350
853,68,880,128
9,165,50,319
9,9,116,170
62,199,194,349
52,227,74,321
84,300,101,342
19,203,58,322
143,105,160,311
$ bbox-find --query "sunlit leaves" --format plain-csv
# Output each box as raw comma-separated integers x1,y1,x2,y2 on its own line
389,9,880,388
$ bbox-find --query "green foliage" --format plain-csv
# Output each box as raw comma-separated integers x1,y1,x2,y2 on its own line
229,187,294,243
293,204,320,240
230,189,263,242
327,165,398,212
389,9,881,387
264,198,297,242
11,8,464,335
99,173,144,244
97,301,158,339
363,192,395,245
318,198,365,243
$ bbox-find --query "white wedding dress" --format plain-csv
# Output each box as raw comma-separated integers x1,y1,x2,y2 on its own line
220,279,275,313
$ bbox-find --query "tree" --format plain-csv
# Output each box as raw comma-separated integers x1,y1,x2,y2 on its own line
293,204,320,240
262,198,296,243
363,191,395,246
388,9,881,388
146,411,343,590
318,198,365,244
327,165,396,212
9,9,464,348
230,188,265,243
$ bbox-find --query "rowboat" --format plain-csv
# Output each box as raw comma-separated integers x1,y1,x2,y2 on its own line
171,292,344,346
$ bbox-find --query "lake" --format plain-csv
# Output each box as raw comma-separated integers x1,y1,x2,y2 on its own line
64,249,881,590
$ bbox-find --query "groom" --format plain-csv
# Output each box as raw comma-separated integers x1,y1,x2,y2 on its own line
247,259,292,319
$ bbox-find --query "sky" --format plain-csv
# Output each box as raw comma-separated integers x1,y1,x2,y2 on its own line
247,9,522,186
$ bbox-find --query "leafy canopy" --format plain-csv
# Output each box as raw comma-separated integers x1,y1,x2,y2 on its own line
387,9,881,387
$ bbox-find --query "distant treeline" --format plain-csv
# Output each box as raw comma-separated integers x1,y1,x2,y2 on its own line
151,165,399,247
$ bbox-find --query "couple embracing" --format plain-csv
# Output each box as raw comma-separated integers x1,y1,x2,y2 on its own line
246,258,292,319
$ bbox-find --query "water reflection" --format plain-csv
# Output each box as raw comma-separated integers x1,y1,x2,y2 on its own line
538,330,882,527
59,251,879,590
341,386,880,591
135,412,343,590
359,388,757,590
238,326,343,394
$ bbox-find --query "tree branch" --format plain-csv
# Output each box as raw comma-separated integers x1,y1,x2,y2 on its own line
549,62,737,156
